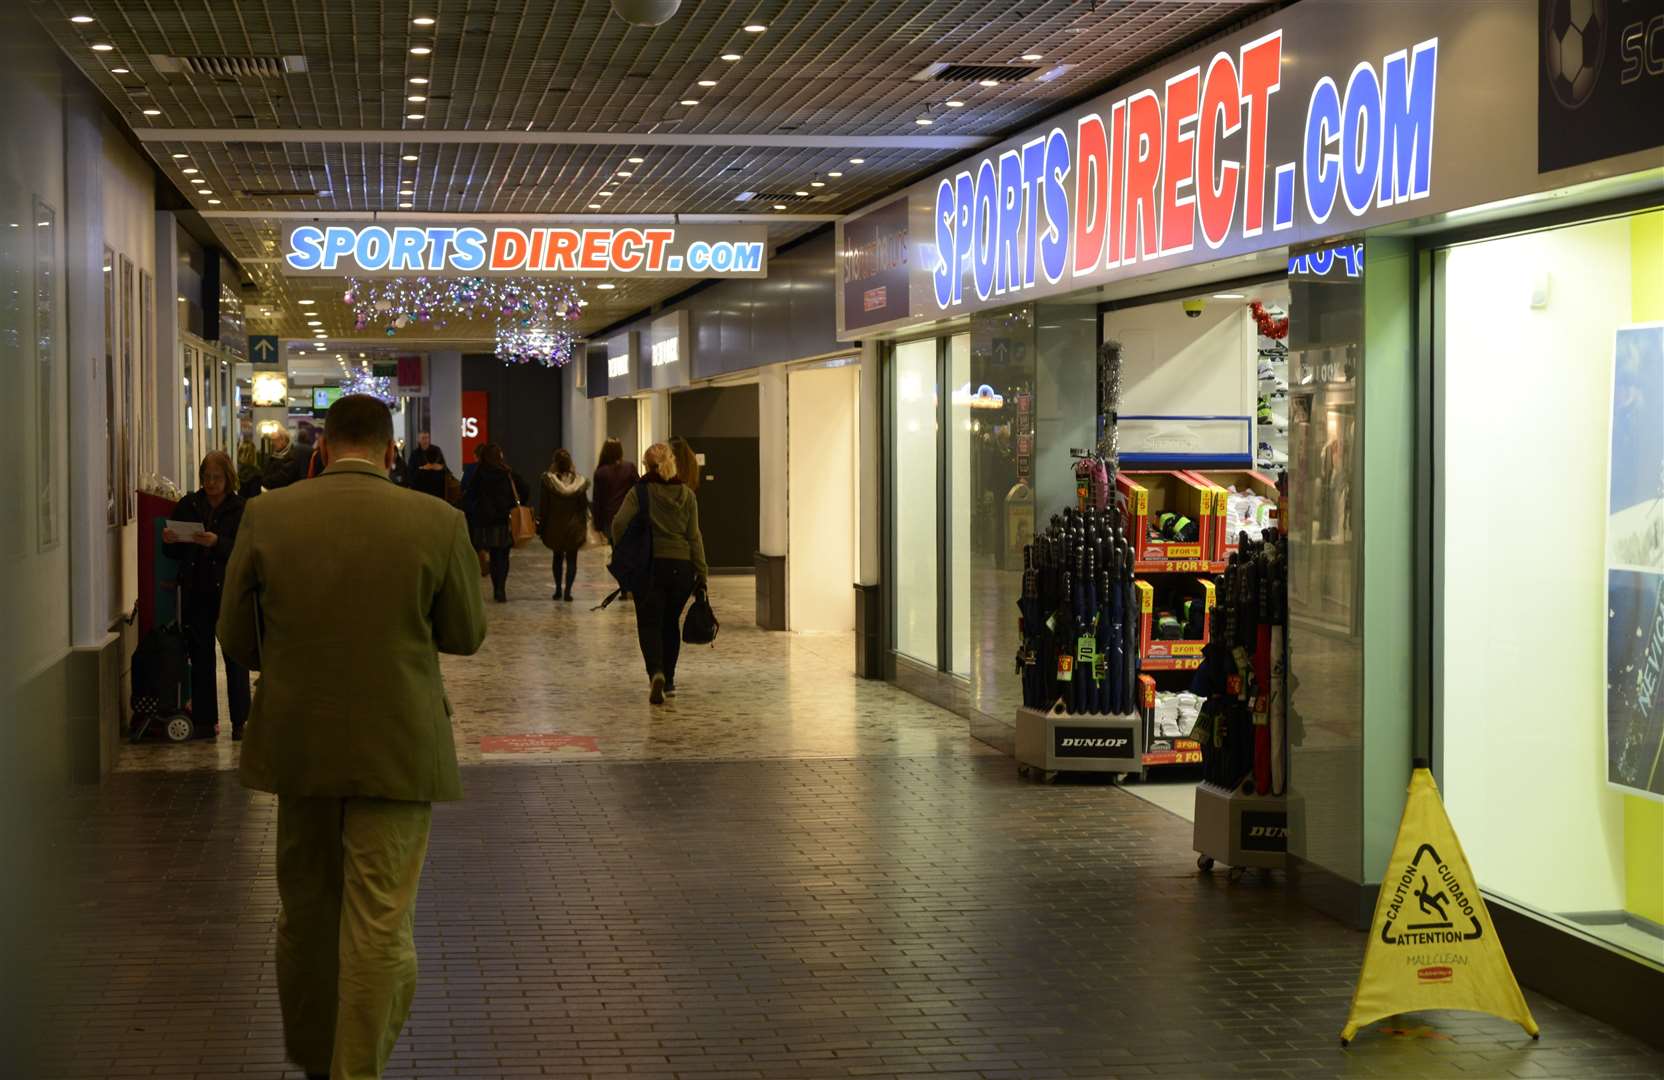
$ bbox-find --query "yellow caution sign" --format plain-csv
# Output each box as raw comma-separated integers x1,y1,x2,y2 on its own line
1341,767,1539,1045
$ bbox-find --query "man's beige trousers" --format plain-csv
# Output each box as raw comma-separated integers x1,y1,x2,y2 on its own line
275,796,433,1080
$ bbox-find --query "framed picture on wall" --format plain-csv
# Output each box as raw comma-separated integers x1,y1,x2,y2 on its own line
120,254,135,523
139,269,153,480
35,198,59,551
103,244,117,527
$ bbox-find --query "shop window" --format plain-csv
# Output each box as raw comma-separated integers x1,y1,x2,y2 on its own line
34,198,57,551
949,333,972,676
1438,210,1664,965
893,338,939,665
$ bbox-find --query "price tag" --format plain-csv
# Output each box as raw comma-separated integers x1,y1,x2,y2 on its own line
1057,654,1075,682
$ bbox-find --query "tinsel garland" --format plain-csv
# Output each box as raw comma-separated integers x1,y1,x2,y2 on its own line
342,369,396,404
495,322,579,368
1249,299,1289,340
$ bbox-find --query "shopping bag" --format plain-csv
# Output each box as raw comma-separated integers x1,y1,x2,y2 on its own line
682,587,719,645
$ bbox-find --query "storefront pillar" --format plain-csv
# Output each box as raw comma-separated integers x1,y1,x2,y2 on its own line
428,350,462,472
855,340,883,675
755,365,788,629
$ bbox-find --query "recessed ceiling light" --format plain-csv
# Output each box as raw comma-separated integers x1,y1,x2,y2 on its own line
597,282,616,289
190,177,206,184
91,43,113,52
198,189,212,195
406,112,425,120
627,156,645,164
849,158,864,164
616,170,632,177
70,15,95,24
772,204,786,211
171,152,187,159
810,181,825,187
698,79,717,87
587,203,601,209
679,99,699,106
142,108,162,116
410,45,432,55
794,190,809,196
298,299,315,305
402,154,419,161
1212,292,1247,300
318,190,333,197
945,100,965,108
182,167,199,174
307,320,322,326
1021,53,1042,61
110,67,130,74
598,190,614,197
979,79,1000,87
914,116,934,125
207,198,221,205
413,16,436,26
407,94,426,102
409,77,429,85
827,171,843,177
743,24,766,32
398,202,414,209
720,53,741,61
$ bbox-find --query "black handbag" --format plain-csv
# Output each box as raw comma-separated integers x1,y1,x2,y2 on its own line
682,586,719,645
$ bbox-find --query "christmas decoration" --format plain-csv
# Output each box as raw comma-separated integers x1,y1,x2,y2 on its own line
345,277,583,335
1249,299,1289,340
341,368,396,404
495,322,579,368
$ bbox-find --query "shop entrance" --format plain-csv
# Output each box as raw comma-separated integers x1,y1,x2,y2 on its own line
670,384,761,573
787,362,860,632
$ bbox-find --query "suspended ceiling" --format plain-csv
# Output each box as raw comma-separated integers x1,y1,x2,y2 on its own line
38,0,1270,342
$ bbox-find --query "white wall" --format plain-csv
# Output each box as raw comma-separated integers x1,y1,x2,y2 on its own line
1441,217,1633,914
788,365,859,632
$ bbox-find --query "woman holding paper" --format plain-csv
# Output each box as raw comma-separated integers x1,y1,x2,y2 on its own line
163,450,250,740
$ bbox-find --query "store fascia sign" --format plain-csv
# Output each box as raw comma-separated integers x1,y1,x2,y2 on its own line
608,351,630,378
927,28,1437,311
651,336,679,367
283,222,769,278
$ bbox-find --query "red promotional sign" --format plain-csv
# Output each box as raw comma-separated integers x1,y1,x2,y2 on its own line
461,390,488,463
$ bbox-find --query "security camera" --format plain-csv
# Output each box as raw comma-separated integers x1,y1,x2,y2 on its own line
1182,298,1206,319
610,0,680,25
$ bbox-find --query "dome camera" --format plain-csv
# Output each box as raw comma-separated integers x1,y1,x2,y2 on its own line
610,0,681,26
1182,298,1207,319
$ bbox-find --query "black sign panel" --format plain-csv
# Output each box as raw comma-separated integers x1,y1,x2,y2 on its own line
1240,810,1290,852
1539,0,1664,171
1053,725,1136,761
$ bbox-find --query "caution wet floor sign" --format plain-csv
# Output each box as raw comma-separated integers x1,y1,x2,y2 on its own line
1341,767,1539,1044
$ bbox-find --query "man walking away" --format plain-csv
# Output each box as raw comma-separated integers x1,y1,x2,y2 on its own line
261,428,305,491
217,394,486,1079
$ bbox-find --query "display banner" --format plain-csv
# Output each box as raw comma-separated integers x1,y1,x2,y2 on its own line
283,222,769,278
836,0,1653,339
1539,0,1664,172
1606,323,1664,799
461,390,488,463
1341,768,1538,1045
842,197,911,331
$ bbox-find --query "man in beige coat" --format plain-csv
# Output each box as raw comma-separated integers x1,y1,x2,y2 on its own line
218,394,486,1079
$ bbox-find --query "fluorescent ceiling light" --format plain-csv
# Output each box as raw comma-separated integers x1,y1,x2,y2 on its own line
914,117,934,125
743,24,766,32
409,77,428,85
410,46,431,55
1021,53,1042,61
298,299,315,305
597,190,614,197
91,43,113,52
587,203,601,209
772,204,786,210
616,170,632,177
402,154,419,161
408,95,426,102
720,53,741,61
979,79,999,87
208,198,223,205
182,167,199,174
142,108,162,116
810,181,825,187
1212,292,1246,300
827,171,842,177
413,17,436,26
945,100,964,107
627,156,645,164
70,15,94,24
110,67,129,74
679,99,699,106
597,282,616,289
190,177,206,184
406,112,425,120
170,153,187,160
794,190,809,196
398,202,413,208
697,79,717,87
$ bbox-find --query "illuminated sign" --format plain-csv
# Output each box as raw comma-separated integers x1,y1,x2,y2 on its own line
608,352,630,378
1289,241,1365,278
928,31,1436,310
461,390,488,462
651,336,678,367
251,372,287,406
283,223,770,278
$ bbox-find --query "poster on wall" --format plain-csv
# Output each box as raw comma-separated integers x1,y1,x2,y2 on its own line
461,389,489,464
1606,323,1664,799
1538,0,1664,172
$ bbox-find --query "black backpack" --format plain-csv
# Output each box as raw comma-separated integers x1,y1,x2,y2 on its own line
596,488,655,610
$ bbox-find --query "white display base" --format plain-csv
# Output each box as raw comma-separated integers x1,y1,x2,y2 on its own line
1014,706,1143,778
1193,781,1288,872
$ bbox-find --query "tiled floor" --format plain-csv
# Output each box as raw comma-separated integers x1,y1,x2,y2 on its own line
46,552,1664,1078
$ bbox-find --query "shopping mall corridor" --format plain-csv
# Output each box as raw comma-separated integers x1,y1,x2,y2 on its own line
39,555,1664,1079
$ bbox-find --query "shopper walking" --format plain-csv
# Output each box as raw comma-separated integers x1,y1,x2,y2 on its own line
407,434,451,502
162,449,250,740
537,448,589,602
236,439,263,499
670,435,700,494
216,394,485,1080
611,442,708,705
261,428,305,491
465,442,521,603
591,437,638,539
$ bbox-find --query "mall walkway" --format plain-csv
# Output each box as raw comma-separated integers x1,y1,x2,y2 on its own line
44,554,1664,1078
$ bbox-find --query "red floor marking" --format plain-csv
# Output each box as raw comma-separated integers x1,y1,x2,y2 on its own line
480,733,600,753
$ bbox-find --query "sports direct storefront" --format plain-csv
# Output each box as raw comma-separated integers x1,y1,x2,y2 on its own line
840,0,1664,1037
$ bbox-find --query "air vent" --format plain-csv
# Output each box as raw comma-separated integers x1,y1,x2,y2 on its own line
150,54,307,80
743,192,826,205
240,187,319,198
911,62,1040,83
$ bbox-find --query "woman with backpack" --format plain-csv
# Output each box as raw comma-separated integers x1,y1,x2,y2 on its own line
537,448,590,602
610,442,708,705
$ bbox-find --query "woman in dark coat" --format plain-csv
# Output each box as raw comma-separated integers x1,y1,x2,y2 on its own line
162,449,250,739
538,448,590,602
464,443,523,603
591,437,639,539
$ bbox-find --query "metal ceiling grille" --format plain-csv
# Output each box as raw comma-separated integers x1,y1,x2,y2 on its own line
37,0,1271,337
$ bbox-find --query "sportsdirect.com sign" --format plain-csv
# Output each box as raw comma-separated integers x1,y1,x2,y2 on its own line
283,223,769,278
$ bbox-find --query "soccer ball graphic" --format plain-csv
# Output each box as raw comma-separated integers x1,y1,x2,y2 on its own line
1544,0,1606,109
